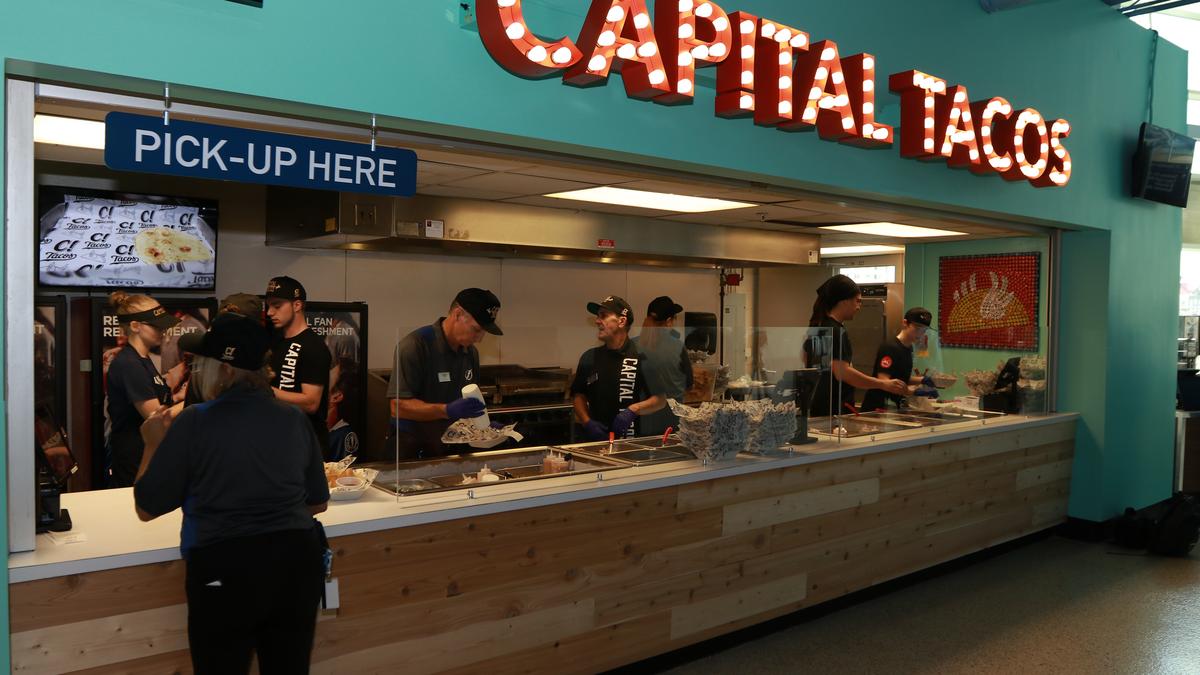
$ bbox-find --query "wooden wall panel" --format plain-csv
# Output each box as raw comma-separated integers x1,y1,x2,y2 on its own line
722,478,881,535
9,420,1076,675
9,560,187,634
11,604,188,674
669,573,809,640
72,649,192,675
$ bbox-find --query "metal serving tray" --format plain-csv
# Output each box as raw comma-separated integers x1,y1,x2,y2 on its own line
362,447,625,496
859,409,1004,427
807,416,921,438
628,435,682,449
566,437,697,467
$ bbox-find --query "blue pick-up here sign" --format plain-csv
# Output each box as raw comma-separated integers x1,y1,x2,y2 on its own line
104,112,417,196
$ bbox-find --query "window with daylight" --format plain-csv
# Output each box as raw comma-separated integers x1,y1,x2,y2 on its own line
1133,11,1200,173
1182,248,1200,316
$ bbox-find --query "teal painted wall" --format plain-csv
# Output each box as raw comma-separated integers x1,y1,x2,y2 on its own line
0,0,1187,663
0,0,1185,230
0,78,8,664
1058,230,1112,520
905,237,1050,401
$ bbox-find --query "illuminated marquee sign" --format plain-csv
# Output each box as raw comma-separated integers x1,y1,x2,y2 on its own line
477,0,1071,188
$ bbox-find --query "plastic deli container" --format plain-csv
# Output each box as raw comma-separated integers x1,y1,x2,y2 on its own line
461,383,491,429
685,364,718,403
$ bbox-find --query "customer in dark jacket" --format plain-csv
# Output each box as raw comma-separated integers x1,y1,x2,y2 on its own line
134,312,330,675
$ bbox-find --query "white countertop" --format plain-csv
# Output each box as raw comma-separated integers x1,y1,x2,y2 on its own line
8,413,1077,583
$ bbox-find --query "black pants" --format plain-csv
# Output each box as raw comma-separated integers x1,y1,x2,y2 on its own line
185,527,324,675
107,431,144,488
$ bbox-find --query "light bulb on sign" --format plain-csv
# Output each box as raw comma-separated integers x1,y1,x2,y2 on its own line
716,10,759,118
477,0,582,78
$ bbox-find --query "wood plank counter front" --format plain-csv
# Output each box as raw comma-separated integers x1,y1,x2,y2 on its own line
9,415,1076,674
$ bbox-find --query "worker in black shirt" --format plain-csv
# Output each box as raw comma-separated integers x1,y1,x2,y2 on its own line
861,307,933,412
572,295,666,441
387,288,501,459
105,291,181,487
805,275,908,417
134,312,329,675
265,277,332,452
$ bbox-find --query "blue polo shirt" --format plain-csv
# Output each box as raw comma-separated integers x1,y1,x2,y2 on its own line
134,384,330,556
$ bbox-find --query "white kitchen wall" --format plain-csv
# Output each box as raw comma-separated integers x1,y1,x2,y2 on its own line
212,186,723,371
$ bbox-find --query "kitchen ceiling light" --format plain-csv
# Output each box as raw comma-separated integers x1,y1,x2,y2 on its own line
544,186,755,213
819,245,905,257
820,222,965,237
34,115,105,150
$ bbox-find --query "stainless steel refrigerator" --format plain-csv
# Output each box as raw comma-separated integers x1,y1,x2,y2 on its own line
844,284,888,401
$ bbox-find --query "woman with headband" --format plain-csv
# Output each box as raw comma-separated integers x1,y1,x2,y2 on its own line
804,275,909,417
105,291,180,487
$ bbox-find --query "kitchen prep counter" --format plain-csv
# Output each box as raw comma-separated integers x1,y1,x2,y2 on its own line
10,413,1076,675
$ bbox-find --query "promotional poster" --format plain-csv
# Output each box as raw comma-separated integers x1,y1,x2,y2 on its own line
305,302,368,460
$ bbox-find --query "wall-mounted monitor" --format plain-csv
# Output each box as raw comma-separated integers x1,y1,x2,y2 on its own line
38,186,218,290
1132,122,1195,208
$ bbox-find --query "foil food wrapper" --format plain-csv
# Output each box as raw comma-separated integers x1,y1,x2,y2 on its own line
441,419,524,449
669,399,796,460
39,196,216,288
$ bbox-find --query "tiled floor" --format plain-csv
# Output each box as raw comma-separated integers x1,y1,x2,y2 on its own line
637,536,1200,674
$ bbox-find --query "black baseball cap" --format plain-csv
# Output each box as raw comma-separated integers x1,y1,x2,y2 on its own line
178,313,271,371
587,295,634,324
905,307,933,328
455,288,503,336
647,296,683,321
265,276,306,303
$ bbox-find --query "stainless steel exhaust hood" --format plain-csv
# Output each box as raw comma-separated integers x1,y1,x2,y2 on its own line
264,187,820,268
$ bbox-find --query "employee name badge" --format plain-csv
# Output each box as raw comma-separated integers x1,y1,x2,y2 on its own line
438,371,451,383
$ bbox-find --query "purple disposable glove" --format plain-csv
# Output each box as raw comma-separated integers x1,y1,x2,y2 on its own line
446,397,486,420
583,419,609,441
611,408,637,437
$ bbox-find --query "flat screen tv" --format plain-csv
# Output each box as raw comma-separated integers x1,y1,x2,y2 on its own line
1132,122,1196,208
37,186,218,290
